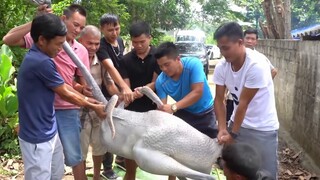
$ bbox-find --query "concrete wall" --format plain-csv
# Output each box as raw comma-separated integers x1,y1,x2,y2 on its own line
257,40,320,168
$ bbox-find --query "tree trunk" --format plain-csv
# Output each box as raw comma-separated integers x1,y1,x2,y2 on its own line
283,0,291,39
262,0,278,39
274,0,285,38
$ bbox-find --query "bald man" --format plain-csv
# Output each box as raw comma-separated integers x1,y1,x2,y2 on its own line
78,25,120,180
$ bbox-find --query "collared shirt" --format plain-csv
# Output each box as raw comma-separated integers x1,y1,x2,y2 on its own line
18,44,64,143
80,54,113,127
24,33,90,109
120,46,161,112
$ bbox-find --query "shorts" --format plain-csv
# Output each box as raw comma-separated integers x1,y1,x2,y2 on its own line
19,133,64,180
174,106,218,139
80,108,107,160
56,109,83,167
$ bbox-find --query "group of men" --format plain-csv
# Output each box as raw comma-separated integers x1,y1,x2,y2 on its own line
3,3,279,180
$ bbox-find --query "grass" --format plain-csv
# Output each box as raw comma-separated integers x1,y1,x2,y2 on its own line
86,166,226,180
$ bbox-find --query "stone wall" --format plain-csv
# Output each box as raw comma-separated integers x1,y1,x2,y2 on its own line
257,40,320,167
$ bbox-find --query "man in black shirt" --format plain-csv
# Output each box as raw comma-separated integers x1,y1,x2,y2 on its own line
119,21,161,180
96,13,127,180
96,13,133,102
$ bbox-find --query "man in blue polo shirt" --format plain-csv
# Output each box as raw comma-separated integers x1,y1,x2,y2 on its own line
155,42,217,139
17,14,106,180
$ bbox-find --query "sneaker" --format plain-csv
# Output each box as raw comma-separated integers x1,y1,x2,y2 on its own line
101,169,118,180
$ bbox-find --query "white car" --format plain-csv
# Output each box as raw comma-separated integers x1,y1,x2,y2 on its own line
207,45,222,60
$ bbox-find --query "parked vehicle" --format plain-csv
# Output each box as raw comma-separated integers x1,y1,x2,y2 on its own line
175,41,209,77
175,30,206,43
206,44,222,59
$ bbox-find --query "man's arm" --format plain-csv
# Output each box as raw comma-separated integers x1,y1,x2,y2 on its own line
2,22,31,47
271,68,278,79
231,87,259,133
2,5,51,47
53,83,106,119
215,85,227,131
160,82,203,113
101,60,133,101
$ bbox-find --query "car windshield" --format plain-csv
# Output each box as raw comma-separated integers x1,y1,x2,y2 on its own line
176,43,205,54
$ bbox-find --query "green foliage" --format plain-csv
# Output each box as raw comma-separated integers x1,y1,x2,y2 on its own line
291,0,320,29
0,0,36,63
0,45,19,156
80,0,130,34
52,0,74,16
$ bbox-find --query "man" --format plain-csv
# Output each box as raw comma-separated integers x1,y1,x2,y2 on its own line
222,143,273,180
17,13,106,180
97,13,132,101
3,4,92,179
155,42,217,180
78,25,120,180
213,22,279,179
119,21,161,180
244,28,277,78
96,13,127,178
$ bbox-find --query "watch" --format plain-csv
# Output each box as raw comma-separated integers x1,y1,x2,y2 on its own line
171,104,178,113
229,131,239,139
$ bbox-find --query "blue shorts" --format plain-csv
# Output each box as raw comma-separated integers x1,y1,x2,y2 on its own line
56,109,83,167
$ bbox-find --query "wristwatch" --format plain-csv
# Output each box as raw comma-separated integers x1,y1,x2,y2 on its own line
171,104,178,113
229,131,239,139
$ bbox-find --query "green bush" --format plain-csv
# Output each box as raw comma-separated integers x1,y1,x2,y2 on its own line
0,44,19,156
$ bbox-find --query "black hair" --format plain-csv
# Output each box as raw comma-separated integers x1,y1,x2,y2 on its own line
244,28,259,39
222,143,261,179
154,42,179,60
100,13,120,27
31,13,67,43
129,21,151,38
214,22,244,41
63,4,86,18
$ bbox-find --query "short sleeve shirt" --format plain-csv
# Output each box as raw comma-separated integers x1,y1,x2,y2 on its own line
213,48,279,131
120,47,161,112
156,57,213,114
24,33,90,109
96,37,125,71
18,45,64,143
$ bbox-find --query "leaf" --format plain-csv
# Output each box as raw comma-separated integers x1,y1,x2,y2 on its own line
6,95,18,116
7,117,18,129
0,54,15,85
0,45,13,61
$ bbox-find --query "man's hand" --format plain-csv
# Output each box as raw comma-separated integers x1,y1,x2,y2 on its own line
92,104,107,119
83,86,93,97
36,4,53,16
217,129,234,145
159,104,173,114
133,87,144,99
122,86,134,104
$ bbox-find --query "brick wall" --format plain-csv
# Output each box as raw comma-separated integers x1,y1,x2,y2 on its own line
257,40,320,167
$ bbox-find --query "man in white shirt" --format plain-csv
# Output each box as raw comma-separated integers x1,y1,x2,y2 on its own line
213,22,279,179
244,28,278,79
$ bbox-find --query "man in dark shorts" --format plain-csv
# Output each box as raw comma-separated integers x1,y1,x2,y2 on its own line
119,21,161,180
155,42,218,180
